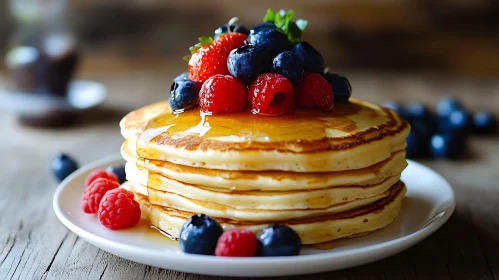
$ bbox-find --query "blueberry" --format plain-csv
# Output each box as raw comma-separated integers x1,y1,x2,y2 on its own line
214,24,250,39
248,28,292,56
323,73,352,103
169,80,201,112
406,103,435,131
406,121,431,158
429,133,464,159
251,23,276,33
271,51,304,84
51,153,78,182
257,224,301,257
473,111,497,134
173,71,188,82
292,42,324,74
436,96,463,118
439,109,470,133
227,45,272,85
179,214,223,255
106,165,126,184
382,101,409,120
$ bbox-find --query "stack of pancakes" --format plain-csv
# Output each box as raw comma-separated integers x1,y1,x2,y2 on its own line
120,98,410,245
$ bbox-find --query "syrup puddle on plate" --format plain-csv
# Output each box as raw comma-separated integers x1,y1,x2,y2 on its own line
126,219,178,246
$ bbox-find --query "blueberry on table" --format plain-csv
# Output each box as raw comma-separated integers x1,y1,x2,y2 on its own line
51,153,78,182
169,80,201,112
179,214,223,255
292,42,324,74
436,96,463,118
429,133,464,159
257,224,301,257
439,109,470,133
248,28,292,56
406,103,434,126
106,165,126,184
323,73,352,103
272,51,304,85
473,111,497,134
173,72,188,82
382,101,409,120
406,121,431,159
227,45,273,85
214,23,250,39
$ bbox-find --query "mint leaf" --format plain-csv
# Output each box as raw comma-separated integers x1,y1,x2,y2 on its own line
263,9,276,23
262,9,307,43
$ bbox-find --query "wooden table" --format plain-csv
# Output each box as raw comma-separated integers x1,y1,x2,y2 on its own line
1,70,498,280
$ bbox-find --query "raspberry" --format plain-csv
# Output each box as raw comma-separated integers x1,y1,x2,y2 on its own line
199,74,247,114
81,178,119,214
249,73,294,115
85,169,118,188
215,229,257,257
98,188,141,230
188,33,247,84
295,72,334,110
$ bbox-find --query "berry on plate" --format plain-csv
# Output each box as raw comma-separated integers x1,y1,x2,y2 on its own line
227,45,272,85
249,73,294,115
199,74,247,114
169,79,201,112
98,188,141,230
473,111,497,134
51,153,78,182
272,51,304,84
248,28,292,56
187,33,247,83
179,214,224,255
215,229,258,257
81,178,119,214
257,224,301,257
106,165,127,185
85,169,119,188
251,23,276,33
323,73,352,103
295,72,333,110
292,42,324,74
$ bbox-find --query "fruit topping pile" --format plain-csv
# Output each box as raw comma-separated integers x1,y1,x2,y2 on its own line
179,214,302,257
80,167,140,230
169,9,352,115
383,96,497,159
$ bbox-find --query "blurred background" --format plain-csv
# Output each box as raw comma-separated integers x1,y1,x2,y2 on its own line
1,0,499,76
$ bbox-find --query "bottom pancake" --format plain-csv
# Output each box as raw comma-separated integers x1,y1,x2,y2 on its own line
123,181,406,245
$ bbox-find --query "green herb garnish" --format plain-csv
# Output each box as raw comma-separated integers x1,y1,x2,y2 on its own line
184,36,214,61
263,9,307,43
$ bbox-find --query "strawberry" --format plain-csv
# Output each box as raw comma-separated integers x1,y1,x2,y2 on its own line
187,33,247,84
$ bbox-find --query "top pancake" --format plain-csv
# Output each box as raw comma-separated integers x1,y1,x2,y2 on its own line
120,98,410,172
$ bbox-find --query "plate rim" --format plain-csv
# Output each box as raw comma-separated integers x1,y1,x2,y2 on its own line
53,154,456,276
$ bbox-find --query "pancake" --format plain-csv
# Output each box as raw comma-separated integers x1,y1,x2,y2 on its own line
122,141,408,190
123,181,406,245
120,98,410,172
125,162,401,210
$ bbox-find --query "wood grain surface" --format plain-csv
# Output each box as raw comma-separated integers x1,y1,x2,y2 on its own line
0,70,498,280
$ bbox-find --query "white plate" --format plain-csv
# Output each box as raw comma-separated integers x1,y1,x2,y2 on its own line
53,155,455,277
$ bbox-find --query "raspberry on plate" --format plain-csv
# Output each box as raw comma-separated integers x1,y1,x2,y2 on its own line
215,229,257,257
98,188,141,230
199,74,247,114
249,73,294,115
188,33,247,84
295,73,334,110
85,169,118,188
81,178,119,214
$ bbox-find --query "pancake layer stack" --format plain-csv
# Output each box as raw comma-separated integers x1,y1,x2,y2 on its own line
120,98,410,245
